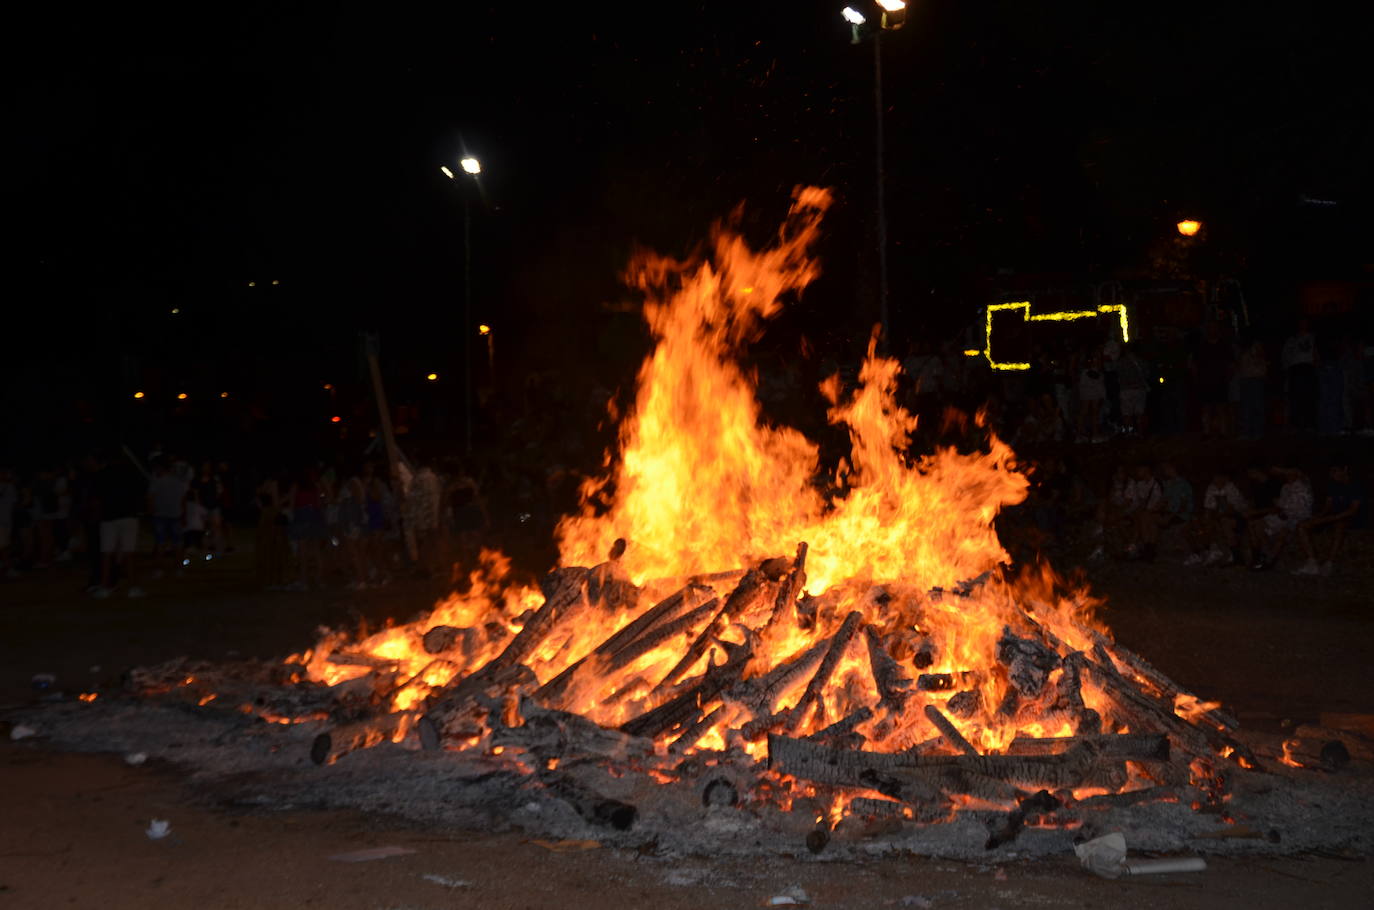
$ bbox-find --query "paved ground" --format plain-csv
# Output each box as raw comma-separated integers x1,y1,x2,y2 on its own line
1,538,1371,909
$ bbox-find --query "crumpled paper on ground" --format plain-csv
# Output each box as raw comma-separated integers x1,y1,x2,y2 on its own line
1075,832,1207,879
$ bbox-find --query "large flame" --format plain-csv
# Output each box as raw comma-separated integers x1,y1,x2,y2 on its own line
286,185,1137,766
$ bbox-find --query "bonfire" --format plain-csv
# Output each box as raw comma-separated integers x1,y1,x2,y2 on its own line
110,186,1367,853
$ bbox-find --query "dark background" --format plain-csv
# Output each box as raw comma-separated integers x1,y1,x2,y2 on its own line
2,1,1370,464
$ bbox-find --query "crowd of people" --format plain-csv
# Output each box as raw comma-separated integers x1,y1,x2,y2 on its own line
903,318,1374,446
1004,457,1366,576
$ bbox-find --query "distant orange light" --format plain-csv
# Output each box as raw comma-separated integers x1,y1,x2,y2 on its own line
133,391,145,399
1176,219,1201,237
220,392,229,399
78,692,98,702
427,372,439,381
323,383,334,391
331,415,342,424
478,324,491,335
177,393,188,400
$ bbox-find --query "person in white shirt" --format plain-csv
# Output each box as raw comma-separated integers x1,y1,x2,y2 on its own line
1119,464,1165,560
1249,467,1313,570
1184,472,1249,565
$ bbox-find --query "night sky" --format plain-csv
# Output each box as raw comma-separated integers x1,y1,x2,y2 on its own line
3,1,1369,461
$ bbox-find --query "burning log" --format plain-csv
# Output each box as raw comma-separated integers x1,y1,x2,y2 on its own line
864,625,912,712
669,704,731,754
848,796,909,819
996,626,1061,698
310,713,416,765
1091,631,1239,730
490,700,654,764
805,707,873,747
732,638,829,716
600,597,720,676
787,610,863,730
985,789,1061,850
1006,732,1170,762
761,543,809,637
421,625,469,655
767,733,941,805
489,567,589,671
620,639,751,739
916,672,978,692
659,570,775,688
923,704,979,757
945,690,981,719
535,582,715,706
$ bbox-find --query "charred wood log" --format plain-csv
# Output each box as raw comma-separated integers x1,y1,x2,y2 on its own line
985,789,1061,850
731,638,829,715
916,672,978,692
945,690,982,719
864,625,912,712
923,704,980,756
848,796,909,819
997,626,1062,697
761,542,809,636
1006,733,1170,762
660,571,773,688
310,713,415,765
489,700,654,763
620,640,751,739
490,568,588,671
804,706,873,744
1091,631,1239,730
788,610,863,730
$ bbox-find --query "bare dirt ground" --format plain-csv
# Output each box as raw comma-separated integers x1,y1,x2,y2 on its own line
2,537,1372,909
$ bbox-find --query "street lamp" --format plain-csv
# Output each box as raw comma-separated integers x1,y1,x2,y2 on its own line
442,153,484,454
479,323,495,387
1176,219,1202,237
842,1,906,352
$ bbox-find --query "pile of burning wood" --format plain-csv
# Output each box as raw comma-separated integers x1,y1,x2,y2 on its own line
124,536,1338,849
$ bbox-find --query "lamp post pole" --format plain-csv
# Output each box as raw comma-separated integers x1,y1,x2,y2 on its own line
873,29,890,353
463,193,473,455
443,155,483,455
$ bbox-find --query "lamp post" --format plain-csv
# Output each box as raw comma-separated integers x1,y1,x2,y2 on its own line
843,2,906,352
441,155,483,454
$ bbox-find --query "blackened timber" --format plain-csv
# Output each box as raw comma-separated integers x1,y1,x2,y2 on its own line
923,704,980,756
762,543,809,636
620,640,751,739
660,571,772,688
1006,733,1170,761
864,625,912,712
804,706,874,743
789,610,862,729
535,583,712,705
603,597,720,675
490,568,588,670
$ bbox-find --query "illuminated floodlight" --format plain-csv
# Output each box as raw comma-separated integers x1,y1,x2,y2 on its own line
426,372,439,381
170,307,180,314
460,156,482,175
1176,219,1201,237
841,7,866,25
177,392,188,400
478,324,491,335
133,391,145,399
877,0,906,10
440,165,455,179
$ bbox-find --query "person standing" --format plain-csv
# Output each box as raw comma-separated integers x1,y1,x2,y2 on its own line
1282,319,1318,432
146,458,186,575
92,452,146,598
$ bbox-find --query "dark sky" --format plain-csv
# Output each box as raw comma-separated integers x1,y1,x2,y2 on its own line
3,1,1370,457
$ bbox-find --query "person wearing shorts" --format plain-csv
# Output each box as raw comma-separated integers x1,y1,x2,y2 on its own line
93,453,146,598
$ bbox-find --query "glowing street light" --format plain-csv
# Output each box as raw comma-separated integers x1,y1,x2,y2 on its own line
841,7,865,25
133,391,145,399
478,324,490,335
427,372,439,381
877,0,907,10
177,392,188,400
460,156,482,175
331,415,342,423
1176,219,1202,237
220,392,229,399
440,150,484,454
